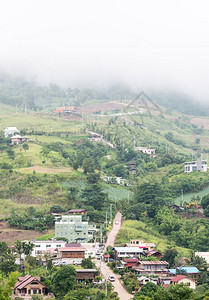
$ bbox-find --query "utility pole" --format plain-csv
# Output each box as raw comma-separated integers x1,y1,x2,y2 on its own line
181,189,184,207
128,191,130,203
100,225,103,243
24,105,27,114
105,271,108,297
105,212,108,228
115,196,117,207
16,104,17,114
100,254,102,276
110,204,112,222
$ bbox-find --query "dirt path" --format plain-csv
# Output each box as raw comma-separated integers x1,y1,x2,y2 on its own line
95,212,133,300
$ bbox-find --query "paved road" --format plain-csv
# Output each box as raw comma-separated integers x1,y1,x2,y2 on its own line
95,212,133,300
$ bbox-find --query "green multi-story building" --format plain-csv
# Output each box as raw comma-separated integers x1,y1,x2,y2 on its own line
55,215,97,243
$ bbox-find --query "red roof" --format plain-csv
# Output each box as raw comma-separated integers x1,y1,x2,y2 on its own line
15,275,47,290
59,247,86,252
171,275,187,282
124,258,139,263
139,261,168,265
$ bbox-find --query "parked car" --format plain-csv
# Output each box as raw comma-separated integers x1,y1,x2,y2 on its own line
73,260,82,265
60,262,68,265
115,221,119,225
108,275,115,282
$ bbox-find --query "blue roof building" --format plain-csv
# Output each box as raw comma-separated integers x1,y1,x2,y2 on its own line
168,267,200,279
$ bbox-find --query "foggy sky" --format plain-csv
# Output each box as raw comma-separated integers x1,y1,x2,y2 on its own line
1,0,209,100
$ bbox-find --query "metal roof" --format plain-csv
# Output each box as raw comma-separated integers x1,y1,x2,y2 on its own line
139,261,168,265
168,267,200,274
114,247,143,253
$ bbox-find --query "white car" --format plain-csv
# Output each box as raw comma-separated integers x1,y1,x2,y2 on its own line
73,260,82,265
115,221,119,225
108,275,115,282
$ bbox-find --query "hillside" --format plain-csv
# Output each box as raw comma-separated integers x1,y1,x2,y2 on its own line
1,90,209,248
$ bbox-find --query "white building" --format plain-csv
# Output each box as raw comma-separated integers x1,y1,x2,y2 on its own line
103,176,126,186
114,247,144,259
4,127,19,137
55,215,97,243
136,147,156,157
31,239,66,257
184,158,207,173
195,252,209,264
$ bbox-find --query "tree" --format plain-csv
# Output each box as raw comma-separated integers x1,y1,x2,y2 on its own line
81,184,107,210
189,253,208,271
22,143,29,151
81,258,94,269
82,157,96,174
0,271,20,300
0,250,17,275
166,283,195,300
6,148,15,160
64,288,91,300
51,265,77,298
161,248,178,267
15,240,34,271
201,195,209,217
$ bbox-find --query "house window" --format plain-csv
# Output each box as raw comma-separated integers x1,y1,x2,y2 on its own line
36,245,41,248
46,245,51,248
28,290,31,294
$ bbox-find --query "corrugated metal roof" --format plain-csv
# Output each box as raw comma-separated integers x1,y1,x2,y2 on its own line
171,275,187,282
59,247,86,251
168,267,200,274
178,267,200,273
114,247,143,253
139,261,168,265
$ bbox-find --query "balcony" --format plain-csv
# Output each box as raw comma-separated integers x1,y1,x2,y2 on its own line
75,225,84,231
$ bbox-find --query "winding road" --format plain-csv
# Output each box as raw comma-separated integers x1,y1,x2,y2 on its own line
95,212,133,300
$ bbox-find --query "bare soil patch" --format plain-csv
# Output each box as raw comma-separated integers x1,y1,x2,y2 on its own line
0,222,50,246
77,102,125,114
19,164,73,174
191,117,209,129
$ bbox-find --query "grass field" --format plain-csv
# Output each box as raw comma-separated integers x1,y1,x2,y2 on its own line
174,185,209,205
115,220,191,257
62,179,133,201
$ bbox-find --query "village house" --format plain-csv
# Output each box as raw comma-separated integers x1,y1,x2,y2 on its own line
13,275,54,299
168,267,200,279
31,239,66,257
103,176,126,186
129,163,137,175
184,158,207,173
125,239,156,251
55,215,97,243
170,275,197,289
53,246,86,264
135,147,157,157
114,247,144,259
4,126,19,137
76,269,97,283
123,258,139,268
146,250,162,259
133,261,169,276
11,135,29,145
